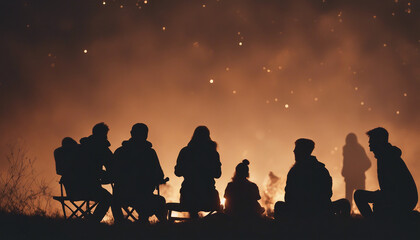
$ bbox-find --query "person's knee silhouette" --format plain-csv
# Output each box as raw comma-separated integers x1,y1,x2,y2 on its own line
354,190,375,218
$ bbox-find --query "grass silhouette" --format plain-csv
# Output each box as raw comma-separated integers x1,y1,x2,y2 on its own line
1,211,419,240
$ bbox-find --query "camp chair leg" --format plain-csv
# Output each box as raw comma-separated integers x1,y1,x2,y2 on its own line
60,200,67,219
85,201,99,218
62,201,76,219
167,209,174,222
54,182,101,221
68,201,87,219
123,206,138,221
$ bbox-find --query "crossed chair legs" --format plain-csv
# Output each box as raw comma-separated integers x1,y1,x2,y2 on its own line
54,197,99,220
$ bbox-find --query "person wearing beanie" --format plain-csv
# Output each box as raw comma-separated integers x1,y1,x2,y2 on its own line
224,159,264,218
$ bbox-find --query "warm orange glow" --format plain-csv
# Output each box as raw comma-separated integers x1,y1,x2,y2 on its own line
1,0,419,216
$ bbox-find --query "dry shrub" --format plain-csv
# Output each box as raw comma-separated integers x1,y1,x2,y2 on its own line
0,145,51,215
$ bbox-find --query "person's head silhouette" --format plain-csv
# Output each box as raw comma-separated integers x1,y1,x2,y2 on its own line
62,137,77,147
294,138,315,163
345,133,358,145
191,126,210,141
233,159,250,180
131,123,148,141
92,122,109,139
188,126,217,149
366,127,388,153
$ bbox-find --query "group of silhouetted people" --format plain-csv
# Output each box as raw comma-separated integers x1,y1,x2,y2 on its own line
54,124,418,223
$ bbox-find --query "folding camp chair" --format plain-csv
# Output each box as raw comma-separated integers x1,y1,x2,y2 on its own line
166,203,222,222
52,180,99,220
116,177,169,222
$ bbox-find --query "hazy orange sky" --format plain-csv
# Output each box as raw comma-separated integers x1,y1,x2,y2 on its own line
0,0,419,212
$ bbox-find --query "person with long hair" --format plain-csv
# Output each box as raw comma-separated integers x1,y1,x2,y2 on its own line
224,159,264,218
341,133,371,209
175,126,222,218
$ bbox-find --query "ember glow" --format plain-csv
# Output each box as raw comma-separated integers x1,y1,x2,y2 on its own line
0,0,419,213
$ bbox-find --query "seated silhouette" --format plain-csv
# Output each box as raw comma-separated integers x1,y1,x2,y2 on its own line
274,138,350,220
77,123,121,222
175,126,222,218
112,123,167,223
342,133,371,209
54,137,80,180
79,122,113,184
224,159,264,218
54,123,122,222
354,127,418,218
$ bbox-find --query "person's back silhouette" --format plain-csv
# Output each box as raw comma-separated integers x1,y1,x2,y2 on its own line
341,133,371,209
112,123,167,223
354,127,418,218
175,126,222,218
54,137,84,191
274,138,350,220
224,159,264,218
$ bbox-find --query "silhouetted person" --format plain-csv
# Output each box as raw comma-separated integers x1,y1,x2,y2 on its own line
175,126,222,218
112,123,167,223
224,159,264,218
342,133,371,208
274,139,350,220
80,122,113,182
79,123,122,222
354,127,418,218
54,132,121,222
54,137,80,179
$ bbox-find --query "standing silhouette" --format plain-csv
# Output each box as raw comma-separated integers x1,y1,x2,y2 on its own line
354,127,418,218
112,123,167,223
224,159,264,218
341,133,371,209
274,138,350,220
175,126,222,218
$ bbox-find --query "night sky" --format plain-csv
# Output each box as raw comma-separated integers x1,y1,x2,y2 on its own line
0,0,419,212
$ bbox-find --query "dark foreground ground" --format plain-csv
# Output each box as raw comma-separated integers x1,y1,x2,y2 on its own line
1,212,420,240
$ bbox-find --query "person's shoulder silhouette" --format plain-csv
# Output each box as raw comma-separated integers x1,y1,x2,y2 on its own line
113,123,163,192
175,126,221,179
54,137,81,177
79,122,113,177
342,133,371,176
